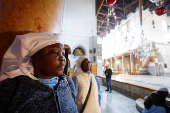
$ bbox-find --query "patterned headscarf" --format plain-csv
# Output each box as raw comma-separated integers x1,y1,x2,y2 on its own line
0,32,63,81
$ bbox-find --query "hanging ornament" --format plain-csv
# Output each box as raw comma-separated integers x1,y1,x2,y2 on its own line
142,30,144,36
149,0,155,3
167,25,170,33
133,51,135,55
126,35,127,42
149,0,164,6
132,36,134,42
152,20,155,28
106,0,116,5
155,7,167,16
115,18,117,24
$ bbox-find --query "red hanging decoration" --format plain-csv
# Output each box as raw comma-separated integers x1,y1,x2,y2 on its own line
155,7,167,16
106,0,116,5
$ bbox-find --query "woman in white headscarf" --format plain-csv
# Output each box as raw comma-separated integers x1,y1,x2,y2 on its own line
72,56,101,113
0,32,78,113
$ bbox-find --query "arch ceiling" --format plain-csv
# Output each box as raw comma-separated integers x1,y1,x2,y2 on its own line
96,0,170,37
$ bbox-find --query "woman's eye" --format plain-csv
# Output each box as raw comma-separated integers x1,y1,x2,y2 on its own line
51,51,58,54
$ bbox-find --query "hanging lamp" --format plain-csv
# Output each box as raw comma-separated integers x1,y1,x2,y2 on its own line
155,7,167,16
106,0,116,5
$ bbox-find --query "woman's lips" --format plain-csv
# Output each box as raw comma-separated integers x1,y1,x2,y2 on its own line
57,66,65,69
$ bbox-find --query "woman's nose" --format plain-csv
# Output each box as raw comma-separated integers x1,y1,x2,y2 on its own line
59,54,65,61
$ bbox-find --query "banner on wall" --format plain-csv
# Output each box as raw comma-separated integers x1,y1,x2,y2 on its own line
97,44,102,61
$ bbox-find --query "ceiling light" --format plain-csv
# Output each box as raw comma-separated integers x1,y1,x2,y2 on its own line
106,0,116,5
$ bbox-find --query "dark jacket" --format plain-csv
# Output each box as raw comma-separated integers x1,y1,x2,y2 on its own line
0,75,78,113
104,68,112,78
144,91,167,109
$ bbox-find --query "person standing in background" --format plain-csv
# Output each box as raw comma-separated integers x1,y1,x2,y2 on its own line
104,66,112,93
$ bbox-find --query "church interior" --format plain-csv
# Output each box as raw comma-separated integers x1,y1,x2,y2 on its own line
0,0,170,112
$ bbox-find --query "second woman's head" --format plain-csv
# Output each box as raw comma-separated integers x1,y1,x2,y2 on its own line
81,58,91,72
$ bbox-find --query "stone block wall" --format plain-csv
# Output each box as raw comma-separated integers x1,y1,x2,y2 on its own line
0,0,64,69
101,77,154,100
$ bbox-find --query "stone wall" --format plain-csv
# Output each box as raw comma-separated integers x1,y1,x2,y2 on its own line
100,76,154,100
0,0,64,69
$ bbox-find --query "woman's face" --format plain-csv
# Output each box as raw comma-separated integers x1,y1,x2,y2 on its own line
81,58,91,72
32,43,66,79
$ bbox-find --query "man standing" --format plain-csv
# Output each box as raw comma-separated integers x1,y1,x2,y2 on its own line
104,66,112,93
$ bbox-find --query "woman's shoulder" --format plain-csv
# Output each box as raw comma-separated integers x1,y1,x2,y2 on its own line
64,75,74,85
0,75,28,86
0,75,32,100
73,71,83,77
90,73,97,78
64,75,72,81
0,75,50,91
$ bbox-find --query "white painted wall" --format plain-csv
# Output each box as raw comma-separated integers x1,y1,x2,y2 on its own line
102,8,170,76
61,0,98,70
103,8,170,59
154,43,170,76
97,37,103,76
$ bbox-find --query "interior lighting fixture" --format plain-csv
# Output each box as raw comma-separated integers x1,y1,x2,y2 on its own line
155,7,167,16
149,0,167,16
106,0,116,5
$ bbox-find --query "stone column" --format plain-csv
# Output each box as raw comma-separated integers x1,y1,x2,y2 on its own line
109,58,112,68
104,59,106,68
112,57,114,69
137,57,140,71
130,54,135,74
115,57,117,74
112,57,114,75
117,58,120,74
0,0,64,68
128,55,131,74
134,56,138,73
122,55,125,74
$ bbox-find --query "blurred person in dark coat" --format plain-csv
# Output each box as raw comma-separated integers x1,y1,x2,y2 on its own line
104,66,112,93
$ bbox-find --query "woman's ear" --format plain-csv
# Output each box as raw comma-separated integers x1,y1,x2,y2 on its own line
80,63,83,69
31,54,36,63
31,51,41,64
31,53,39,65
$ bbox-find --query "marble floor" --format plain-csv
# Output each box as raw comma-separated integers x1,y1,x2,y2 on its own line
109,75,170,91
100,85,139,113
